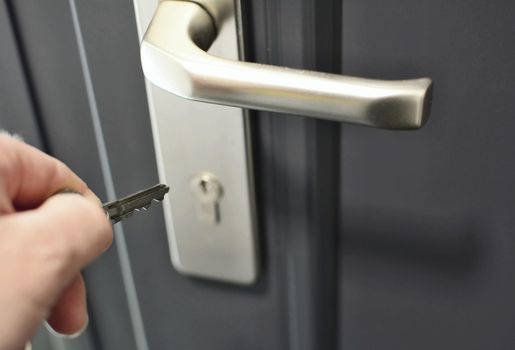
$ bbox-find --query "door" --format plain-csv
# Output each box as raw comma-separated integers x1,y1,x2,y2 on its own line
1,0,514,349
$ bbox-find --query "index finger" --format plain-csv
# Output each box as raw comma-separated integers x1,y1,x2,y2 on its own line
0,135,99,211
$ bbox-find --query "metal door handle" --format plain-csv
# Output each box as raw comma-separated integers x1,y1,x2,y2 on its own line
141,0,433,129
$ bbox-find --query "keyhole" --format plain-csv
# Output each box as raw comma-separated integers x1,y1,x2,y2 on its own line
200,179,208,193
190,172,223,225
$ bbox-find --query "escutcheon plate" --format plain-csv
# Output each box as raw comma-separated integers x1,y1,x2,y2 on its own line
132,0,257,284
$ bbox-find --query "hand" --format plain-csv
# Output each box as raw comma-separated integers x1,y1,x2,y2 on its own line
0,134,113,349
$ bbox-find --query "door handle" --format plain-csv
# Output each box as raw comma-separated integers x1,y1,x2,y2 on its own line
141,0,433,129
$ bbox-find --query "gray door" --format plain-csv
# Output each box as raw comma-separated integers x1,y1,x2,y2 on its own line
338,1,515,349
1,0,515,349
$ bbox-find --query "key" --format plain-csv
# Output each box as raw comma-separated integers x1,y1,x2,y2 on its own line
102,184,170,224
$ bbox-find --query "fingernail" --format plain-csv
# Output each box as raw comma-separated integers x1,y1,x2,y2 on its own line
44,314,89,339
54,188,80,195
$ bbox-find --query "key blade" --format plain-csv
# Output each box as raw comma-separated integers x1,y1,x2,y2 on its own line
103,184,169,224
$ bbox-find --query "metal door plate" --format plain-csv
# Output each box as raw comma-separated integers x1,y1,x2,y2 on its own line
132,0,257,284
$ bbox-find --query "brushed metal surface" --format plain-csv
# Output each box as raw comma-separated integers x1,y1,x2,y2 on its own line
174,0,234,29
141,0,433,129
133,0,257,284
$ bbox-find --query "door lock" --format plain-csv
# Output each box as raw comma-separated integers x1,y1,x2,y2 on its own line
190,172,223,225
134,0,433,285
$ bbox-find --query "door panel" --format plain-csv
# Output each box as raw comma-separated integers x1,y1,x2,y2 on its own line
341,1,515,349
0,0,42,147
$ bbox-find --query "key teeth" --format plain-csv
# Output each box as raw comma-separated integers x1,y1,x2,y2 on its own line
113,201,157,223
105,184,170,224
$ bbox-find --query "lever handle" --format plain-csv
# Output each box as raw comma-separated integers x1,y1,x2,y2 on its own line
141,0,433,129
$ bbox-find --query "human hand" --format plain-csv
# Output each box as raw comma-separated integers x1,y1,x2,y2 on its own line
0,134,113,349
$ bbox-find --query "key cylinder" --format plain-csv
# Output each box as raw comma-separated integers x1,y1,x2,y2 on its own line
190,172,223,224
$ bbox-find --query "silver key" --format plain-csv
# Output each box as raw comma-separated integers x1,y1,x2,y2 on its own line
102,184,170,224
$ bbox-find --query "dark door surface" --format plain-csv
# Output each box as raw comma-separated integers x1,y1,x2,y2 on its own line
1,0,515,349
339,1,515,349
